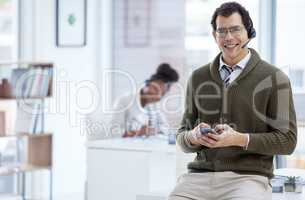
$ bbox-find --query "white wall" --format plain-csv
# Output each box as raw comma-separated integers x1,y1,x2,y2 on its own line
19,0,109,199
112,0,186,97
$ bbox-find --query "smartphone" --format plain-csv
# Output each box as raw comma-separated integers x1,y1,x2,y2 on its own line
200,127,217,135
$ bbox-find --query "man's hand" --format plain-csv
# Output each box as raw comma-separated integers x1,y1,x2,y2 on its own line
198,124,248,148
187,122,211,146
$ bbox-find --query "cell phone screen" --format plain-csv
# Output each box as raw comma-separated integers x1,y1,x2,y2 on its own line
200,127,217,135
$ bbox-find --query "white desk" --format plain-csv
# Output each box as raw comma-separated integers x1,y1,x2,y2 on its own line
86,137,177,200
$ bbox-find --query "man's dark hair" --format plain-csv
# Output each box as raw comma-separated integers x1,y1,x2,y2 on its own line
147,63,179,84
211,2,255,38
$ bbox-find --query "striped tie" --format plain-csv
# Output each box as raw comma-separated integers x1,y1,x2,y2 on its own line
222,65,234,87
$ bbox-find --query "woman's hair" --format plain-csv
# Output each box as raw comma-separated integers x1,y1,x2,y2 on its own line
147,63,179,84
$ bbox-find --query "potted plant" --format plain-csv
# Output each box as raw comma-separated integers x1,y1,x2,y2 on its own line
284,176,303,193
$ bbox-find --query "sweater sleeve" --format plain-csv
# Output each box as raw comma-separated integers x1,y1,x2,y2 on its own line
247,73,297,155
176,74,204,153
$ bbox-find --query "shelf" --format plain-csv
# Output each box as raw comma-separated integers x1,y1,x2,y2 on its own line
0,61,53,199
28,134,52,166
0,164,51,176
0,62,53,100
0,134,52,172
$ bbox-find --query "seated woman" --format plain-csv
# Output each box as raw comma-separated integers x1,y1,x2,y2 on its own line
110,63,179,137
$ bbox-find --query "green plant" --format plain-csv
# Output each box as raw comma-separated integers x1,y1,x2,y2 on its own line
286,176,298,184
284,176,303,193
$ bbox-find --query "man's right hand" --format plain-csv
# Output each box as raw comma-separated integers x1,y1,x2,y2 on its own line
187,122,212,146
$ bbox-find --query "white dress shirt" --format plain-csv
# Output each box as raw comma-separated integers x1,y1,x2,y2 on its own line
219,50,251,85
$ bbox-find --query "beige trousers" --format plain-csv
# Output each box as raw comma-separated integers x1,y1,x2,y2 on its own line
168,171,272,200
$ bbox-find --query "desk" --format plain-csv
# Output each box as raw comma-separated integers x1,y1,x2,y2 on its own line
86,137,177,200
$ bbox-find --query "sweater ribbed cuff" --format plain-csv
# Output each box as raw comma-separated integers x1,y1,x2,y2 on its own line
178,131,201,151
244,134,250,150
184,131,201,148
247,133,261,152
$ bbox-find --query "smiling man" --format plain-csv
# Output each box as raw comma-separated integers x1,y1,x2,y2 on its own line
169,2,297,200
213,12,249,66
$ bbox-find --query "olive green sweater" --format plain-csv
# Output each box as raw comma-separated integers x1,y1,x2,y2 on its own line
177,48,297,178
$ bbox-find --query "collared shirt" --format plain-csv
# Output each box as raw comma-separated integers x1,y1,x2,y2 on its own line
218,50,251,85
218,50,251,149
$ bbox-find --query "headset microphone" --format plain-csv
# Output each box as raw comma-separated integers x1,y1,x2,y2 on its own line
241,39,251,49
242,24,256,48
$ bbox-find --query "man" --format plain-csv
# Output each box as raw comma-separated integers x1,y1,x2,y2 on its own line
169,2,297,200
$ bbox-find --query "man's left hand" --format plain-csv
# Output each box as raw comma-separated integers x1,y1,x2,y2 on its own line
198,124,248,148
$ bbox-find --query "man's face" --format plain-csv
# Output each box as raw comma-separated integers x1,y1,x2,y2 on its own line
213,12,249,65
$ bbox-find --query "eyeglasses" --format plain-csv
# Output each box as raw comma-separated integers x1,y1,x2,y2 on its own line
215,26,244,38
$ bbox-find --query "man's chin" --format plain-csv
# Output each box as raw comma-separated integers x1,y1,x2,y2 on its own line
223,53,238,60
223,48,243,59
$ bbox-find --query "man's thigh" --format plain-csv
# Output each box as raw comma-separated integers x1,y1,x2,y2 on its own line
168,172,271,200
168,173,212,200
215,172,272,200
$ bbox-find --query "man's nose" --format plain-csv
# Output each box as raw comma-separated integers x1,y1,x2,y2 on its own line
224,31,234,40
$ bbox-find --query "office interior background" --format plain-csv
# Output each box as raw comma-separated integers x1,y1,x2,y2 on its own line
0,0,304,199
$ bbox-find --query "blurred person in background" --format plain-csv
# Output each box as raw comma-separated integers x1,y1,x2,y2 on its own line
110,63,179,138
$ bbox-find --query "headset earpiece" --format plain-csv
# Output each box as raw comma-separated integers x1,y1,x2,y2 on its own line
248,26,256,39
247,18,256,39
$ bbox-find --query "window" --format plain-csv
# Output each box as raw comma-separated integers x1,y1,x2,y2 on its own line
185,0,260,71
275,0,305,169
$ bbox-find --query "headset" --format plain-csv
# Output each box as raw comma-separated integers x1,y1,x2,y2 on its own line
247,16,256,39
242,18,256,48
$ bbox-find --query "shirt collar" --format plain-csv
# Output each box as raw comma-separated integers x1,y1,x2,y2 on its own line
218,50,251,71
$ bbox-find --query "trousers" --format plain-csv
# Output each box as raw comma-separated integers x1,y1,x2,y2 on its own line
168,171,272,200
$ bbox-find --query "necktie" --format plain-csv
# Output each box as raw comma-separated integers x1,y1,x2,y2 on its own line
222,65,234,87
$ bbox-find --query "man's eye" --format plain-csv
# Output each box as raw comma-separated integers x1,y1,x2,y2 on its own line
230,27,241,32
217,29,226,33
